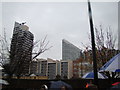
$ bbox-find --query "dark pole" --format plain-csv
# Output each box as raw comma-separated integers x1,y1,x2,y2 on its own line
80,52,83,77
87,0,98,86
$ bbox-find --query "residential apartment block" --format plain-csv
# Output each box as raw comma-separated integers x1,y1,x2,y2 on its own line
47,61,57,79
30,58,57,79
10,22,34,75
30,58,73,79
60,60,73,79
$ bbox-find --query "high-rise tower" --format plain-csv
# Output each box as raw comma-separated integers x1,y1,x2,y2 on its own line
10,22,34,75
62,39,82,60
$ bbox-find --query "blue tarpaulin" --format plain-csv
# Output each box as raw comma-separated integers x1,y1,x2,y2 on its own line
82,72,105,79
100,53,120,72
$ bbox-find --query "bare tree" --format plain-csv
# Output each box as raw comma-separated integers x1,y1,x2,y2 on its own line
32,35,53,60
82,25,119,69
95,25,118,68
0,29,10,67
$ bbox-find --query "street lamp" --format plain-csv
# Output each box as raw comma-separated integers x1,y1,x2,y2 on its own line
87,0,98,86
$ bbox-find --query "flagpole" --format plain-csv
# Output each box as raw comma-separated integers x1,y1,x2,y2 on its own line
87,0,98,86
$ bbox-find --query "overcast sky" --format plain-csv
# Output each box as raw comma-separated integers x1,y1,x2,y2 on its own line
1,1,118,60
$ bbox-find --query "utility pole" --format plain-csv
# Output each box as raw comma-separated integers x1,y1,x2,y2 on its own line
87,0,98,86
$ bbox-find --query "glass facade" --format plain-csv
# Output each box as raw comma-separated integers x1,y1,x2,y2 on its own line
62,39,82,60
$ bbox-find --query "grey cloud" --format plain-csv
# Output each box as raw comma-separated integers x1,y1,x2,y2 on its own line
2,2,118,59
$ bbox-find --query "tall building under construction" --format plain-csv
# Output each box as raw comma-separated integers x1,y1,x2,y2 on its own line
10,22,34,75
